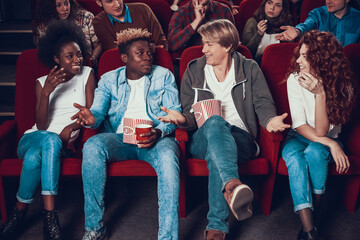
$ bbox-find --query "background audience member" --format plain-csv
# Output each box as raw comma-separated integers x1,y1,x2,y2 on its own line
167,0,234,52
0,20,96,240
242,0,293,63
275,0,360,46
93,0,168,53
282,30,357,240
33,0,102,66
71,28,181,240
159,19,289,240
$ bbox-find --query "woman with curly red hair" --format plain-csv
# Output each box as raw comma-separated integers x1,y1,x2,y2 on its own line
282,30,357,240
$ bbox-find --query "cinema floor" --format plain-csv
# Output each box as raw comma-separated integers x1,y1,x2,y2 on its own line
1,175,359,240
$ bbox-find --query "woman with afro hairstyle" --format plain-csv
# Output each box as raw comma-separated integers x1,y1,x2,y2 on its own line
32,0,102,67
242,0,293,63
282,30,357,240
0,20,96,240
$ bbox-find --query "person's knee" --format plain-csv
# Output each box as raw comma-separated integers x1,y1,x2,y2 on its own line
155,143,180,180
203,115,226,128
201,116,229,138
304,142,330,163
23,149,41,171
43,132,62,148
282,147,306,171
158,150,180,174
82,135,108,167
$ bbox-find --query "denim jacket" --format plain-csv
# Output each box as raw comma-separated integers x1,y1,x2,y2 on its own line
90,65,181,137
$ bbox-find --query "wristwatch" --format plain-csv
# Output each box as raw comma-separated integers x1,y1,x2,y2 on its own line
170,4,179,11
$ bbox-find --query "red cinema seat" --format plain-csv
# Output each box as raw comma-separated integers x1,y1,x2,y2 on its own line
299,0,325,23
261,43,360,213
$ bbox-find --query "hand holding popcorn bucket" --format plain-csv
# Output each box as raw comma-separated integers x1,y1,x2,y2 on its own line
123,118,154,144
192,99,222,128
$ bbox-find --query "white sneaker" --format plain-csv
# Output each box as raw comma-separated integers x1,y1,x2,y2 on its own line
82,228,107,240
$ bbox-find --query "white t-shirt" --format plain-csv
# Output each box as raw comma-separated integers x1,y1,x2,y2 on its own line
204,58,248,132
116,76,152,133
25,66,91,141
287,73,341,138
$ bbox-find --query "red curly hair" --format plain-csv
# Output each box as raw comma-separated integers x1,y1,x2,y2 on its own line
286,30,356,125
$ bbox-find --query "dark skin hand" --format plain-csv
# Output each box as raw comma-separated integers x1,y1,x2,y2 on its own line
71,103,161,148
137,128,162,148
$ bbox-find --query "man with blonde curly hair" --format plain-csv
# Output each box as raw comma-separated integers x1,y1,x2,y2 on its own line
72,28,181,240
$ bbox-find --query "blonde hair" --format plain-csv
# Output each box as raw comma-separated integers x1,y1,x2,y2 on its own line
197,19,240,53
116,28,151,54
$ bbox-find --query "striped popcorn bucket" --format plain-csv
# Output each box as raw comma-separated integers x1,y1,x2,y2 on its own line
123,118,154,144
192,99,222,128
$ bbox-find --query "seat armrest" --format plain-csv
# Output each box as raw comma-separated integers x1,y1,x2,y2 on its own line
175,128,188,142
258,125,283,171
0,120,17,159
82,127,99,144
346,122,360,157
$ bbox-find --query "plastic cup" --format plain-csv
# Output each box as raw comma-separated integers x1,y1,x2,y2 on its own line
135,124,152,141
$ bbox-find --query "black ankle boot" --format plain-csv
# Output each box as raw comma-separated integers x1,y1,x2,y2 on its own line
297,227,319,240
42,210,62,240
0,206,27,240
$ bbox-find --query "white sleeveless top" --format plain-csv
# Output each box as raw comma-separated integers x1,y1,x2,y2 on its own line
25,66,91,141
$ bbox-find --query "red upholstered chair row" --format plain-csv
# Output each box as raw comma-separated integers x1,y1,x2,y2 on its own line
261,42,360,213
178,44,283,216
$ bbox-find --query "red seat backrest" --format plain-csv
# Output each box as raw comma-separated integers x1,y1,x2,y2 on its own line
15,49,51,140
98,47,174,78
300,0,325,23
235,0,263,38
343,43,360,82
179,44,252,81
260,42,298,125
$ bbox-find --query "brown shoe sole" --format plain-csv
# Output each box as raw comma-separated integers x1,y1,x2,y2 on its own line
229,185,254,221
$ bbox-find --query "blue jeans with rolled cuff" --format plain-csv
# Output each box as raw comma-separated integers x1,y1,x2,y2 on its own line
16,131,63,203
282,130,337,212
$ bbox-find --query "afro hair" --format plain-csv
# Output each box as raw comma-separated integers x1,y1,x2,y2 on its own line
37,19,90,67
116,28,151,54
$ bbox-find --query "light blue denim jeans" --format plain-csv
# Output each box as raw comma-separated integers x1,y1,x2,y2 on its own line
16,131,63,203
82,133,180,240
189,116,257,233
282,130,335,212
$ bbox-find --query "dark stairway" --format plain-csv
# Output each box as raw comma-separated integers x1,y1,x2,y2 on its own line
0,0,35,124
